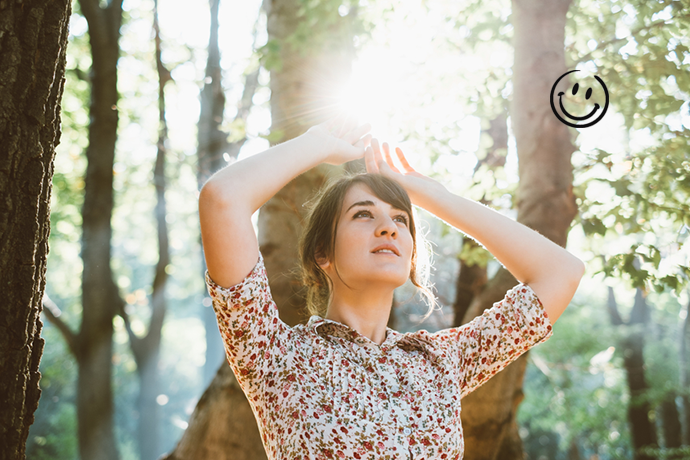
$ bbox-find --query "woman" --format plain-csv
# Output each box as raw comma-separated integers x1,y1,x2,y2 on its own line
199,118,585,460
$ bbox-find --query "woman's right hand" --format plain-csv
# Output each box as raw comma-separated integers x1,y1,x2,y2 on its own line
305,115,372,166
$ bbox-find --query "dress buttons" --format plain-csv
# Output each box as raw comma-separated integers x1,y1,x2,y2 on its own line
403,427,412,436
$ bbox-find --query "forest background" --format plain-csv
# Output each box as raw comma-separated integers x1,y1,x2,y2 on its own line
5,0,690,459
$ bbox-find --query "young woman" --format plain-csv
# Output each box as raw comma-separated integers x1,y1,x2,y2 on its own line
199,118,585,460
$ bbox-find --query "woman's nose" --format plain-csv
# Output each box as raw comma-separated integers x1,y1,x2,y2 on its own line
376,216,397,237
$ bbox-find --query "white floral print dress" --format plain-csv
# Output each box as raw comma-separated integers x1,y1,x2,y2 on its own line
205,251,553,460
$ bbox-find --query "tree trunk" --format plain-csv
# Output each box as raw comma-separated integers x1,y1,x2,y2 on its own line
0,0,71,458
120,2,170,459
460,1,579,459
44,0,125,459
659,391,682,458
196,0,261,388
196,0,229,388
164,1,355,458
607,285,659,459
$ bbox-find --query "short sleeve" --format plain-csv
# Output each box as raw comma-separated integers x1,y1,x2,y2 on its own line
205,251,290,396
422,283,553,399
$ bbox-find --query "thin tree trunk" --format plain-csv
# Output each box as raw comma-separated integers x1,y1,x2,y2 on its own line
118,3,171,459
461,1,578,458
196,0,228,388
659,391,683,458
42,0,124,459
608,285,659,459
0,0,71,458
196,0,262,388
76,1,124,457
680,295,690,445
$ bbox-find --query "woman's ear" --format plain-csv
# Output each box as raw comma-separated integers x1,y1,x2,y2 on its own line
315,250,330,269
316,256,330,269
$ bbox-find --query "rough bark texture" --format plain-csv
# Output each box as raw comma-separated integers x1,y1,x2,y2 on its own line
607,285,659,459
164,1,354,458
0,0,71,458
461,1,579,458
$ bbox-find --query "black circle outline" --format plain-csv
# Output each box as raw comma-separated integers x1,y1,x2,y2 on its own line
550,69,609,128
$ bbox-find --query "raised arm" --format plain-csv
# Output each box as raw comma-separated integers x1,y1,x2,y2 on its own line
364,139,585,325
199,119,371,288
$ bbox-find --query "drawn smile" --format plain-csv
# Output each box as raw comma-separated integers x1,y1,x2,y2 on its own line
558,94,600,121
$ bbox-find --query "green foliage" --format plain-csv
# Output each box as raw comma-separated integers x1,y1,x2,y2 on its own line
567,0,690,293
458,238,491,268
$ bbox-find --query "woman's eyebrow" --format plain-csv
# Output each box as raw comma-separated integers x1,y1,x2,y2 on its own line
345,200,407,214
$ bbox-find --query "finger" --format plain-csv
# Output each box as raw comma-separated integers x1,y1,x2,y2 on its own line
344,122,372,144
382,142,401,174
328,113,355,137
395,147,418,173
371,139,387,172
354,133,372,149
364,146,379,174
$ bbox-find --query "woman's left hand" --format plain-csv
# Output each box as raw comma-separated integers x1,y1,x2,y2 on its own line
364,138,444,206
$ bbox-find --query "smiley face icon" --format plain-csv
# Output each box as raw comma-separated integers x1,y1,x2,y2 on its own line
550,69,609,128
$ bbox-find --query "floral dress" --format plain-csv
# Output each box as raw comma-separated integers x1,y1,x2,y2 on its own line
206,251,553,460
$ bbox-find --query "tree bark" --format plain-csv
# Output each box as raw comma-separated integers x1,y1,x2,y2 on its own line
461,1,579,458
0,0,71,458
164,1,355,458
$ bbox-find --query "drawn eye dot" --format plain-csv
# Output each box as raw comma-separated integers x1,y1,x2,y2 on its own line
586,88,592,100
572,83,579,96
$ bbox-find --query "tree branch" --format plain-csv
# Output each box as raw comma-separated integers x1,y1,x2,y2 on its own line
117,299,145,365
42,294,79,357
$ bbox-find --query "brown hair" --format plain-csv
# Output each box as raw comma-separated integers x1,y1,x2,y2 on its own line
297,172,438,320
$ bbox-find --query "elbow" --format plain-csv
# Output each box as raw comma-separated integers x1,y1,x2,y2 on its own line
199,180,230,208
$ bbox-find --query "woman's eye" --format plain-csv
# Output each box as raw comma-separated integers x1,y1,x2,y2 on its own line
395,215,409,225
354,210,372,218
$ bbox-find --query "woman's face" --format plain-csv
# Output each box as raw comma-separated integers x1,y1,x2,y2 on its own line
319,183,414,290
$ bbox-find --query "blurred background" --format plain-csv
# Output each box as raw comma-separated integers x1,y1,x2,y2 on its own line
26,0,690,459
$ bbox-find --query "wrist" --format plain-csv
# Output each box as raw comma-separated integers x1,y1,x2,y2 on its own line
298,129,331,164
408,178,447,209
